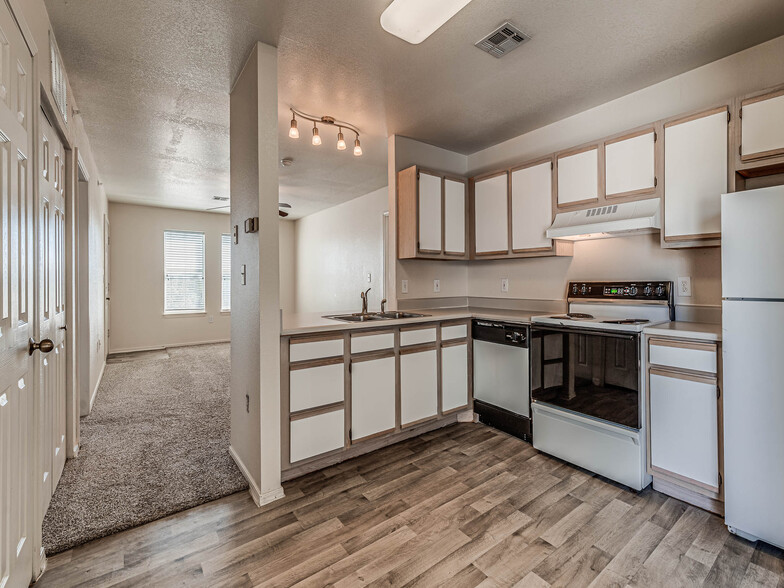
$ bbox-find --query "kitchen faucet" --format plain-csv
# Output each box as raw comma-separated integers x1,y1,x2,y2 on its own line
360,288,371,315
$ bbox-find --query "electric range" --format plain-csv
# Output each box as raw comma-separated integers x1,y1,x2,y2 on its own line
529,281,673,490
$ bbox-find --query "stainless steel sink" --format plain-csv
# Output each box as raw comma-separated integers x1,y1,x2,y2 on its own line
323,313,389,323
378,311,429,319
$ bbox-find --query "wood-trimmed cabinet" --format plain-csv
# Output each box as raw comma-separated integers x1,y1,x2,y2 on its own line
646,335,723,515
555,144,600,208
281,320,472,477
397,165,468,260
734,84,784,180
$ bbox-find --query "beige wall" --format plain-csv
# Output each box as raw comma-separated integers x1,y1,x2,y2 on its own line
294,186,388,314
107,202,232,353
389,35,784,311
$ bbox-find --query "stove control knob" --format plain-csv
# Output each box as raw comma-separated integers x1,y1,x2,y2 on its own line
580,284,587,295
644,285,652,296
572,284,578,295
629,286,638,296
655,285,664,296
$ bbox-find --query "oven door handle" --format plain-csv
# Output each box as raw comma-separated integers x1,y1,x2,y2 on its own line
531,325,638,341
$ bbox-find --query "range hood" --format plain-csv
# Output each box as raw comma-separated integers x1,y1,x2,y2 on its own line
546,198,661,241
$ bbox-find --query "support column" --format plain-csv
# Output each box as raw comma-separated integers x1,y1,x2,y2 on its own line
229,42,283,506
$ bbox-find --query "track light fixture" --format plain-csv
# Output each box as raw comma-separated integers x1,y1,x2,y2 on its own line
288,108,363,156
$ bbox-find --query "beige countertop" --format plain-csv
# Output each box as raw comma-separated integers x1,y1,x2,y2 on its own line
281,306,545,336
643,321,722,342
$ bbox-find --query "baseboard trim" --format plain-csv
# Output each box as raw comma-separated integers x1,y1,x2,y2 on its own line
109,339,230,355
229,445,284,507
89,361,106,413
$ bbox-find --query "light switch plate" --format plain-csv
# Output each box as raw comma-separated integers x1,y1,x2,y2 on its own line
433,279,440,293
401,279,408,294
501,278,509,293
677,276,692,297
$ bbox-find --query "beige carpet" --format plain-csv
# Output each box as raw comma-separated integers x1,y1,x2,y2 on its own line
42,343,247,555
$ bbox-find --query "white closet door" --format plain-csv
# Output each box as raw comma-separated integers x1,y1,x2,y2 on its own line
511,161,552,251
442,344,468,412
741,91,784,160
557,147,598,206
351,356,395,440
444,178,465,255
474,173,508,254
400,350,438,425
664,108,727,240
605,131,656,197
418,171,442,252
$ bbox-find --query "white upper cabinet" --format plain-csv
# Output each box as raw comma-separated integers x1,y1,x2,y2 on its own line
417,171,442,252
605,130,656,198
511,161,553,252
664,107,728,241
473,172,509,255
740,90,784,161
556,146,598,207
444,178,466,255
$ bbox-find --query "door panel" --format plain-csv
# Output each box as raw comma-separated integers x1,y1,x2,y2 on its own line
0,3,33,586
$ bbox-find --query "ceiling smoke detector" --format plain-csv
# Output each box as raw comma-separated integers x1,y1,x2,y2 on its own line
475,22,530,58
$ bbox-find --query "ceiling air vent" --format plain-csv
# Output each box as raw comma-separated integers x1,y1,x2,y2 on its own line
475,22,530,58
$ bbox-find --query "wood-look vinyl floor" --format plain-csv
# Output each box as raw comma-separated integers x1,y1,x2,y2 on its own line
38,423,784,588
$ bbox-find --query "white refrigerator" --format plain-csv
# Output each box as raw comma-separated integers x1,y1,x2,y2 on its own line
722,185,784,549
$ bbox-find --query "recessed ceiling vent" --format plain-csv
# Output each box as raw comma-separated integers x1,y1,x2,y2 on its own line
475,22,530,58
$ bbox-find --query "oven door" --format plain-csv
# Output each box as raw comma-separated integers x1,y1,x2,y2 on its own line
530,326,641,429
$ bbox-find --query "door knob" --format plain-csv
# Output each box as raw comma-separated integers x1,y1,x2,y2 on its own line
29,338,55,356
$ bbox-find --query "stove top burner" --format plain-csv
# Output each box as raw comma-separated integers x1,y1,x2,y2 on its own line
601,319,650,325
551,313,594,320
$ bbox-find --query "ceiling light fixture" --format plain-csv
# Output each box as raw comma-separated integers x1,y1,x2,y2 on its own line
380,0,473,44
289,108,363,156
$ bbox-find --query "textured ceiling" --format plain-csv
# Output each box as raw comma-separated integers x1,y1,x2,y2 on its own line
46,0,784,218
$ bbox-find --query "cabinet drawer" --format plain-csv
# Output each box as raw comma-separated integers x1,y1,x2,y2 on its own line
400,327,437,347
649,370,719,489
290,362,344,412
351,331,395,354
290,409,345,463
290,337,343,362
441,324,467,341
649,339,717,374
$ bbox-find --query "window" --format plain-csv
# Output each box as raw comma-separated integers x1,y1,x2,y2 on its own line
164,230,205,313
221,233,231,311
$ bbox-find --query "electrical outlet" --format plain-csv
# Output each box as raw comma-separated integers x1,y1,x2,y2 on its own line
501,278,509,293
678,276,692,297
433,279,440,293
367,272,372,283
401,279,408,294
208,315,214,324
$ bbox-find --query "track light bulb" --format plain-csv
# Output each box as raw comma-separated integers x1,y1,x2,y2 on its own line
289,114,299,139
354,137,363,156
337,129,347,151
311,123,321,146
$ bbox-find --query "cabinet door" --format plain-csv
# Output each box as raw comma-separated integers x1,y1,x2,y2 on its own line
400,349,438,425
511,161,553,252
444,178,466,255
290,362,344,412
418,171,442,253
474,172,509,255
741,90,784,161
649,370,719,489
557,146,598,207
290,409,345,463
664,108,727,241
351,356,396,441
442,343,468,412
605,130,656,198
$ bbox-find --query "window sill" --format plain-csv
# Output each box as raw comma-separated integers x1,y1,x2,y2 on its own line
163,311,207,318
220,310,231,315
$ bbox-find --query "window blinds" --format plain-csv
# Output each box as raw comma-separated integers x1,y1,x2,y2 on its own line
221,234,231,311
164,230,205,313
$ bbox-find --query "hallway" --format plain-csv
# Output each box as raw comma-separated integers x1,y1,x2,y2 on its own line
42,343,246,554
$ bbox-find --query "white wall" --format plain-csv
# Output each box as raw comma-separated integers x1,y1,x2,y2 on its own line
293,186,387,314
279,219,296,312
107,203,232,353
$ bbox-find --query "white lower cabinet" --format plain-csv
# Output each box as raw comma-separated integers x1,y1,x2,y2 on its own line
351,356,396,441
290,409,345,463
649,369,719,489
442,343,468,412
400,349,438,425
289,362,344,412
